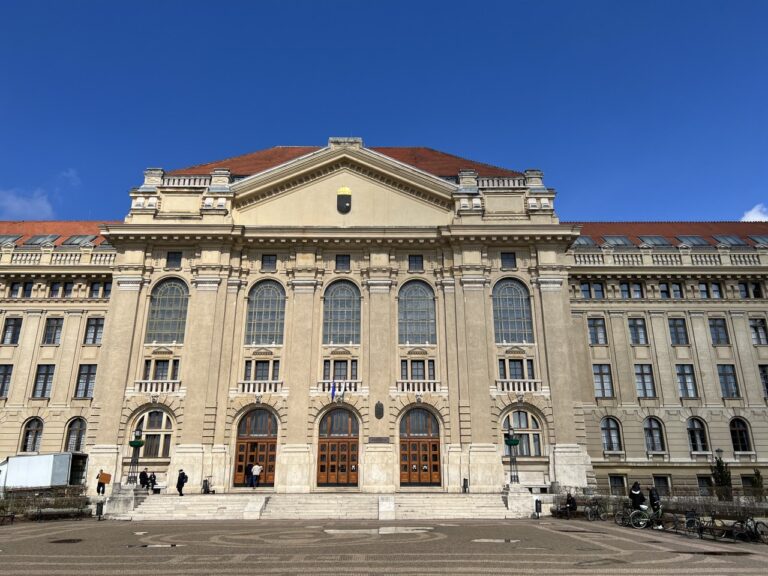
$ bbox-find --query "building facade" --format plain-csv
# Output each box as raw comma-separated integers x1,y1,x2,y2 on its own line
0,137,766,497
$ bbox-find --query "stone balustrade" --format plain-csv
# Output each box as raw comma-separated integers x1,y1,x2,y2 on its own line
133,380,182,394
494,379,544,394
238,380,284,394
572,248,765,268
395,380,443,394
315,380,365,395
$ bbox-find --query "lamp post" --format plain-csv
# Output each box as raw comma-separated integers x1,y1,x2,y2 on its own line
715,447,723,460
126,429,145,485
504,429,520,484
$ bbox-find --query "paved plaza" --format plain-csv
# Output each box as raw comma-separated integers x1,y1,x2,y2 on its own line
1,517,767,575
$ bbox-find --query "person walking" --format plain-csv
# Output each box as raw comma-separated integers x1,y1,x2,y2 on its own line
148,471,157,493
96,469,108,495
629,481,646,510
245,462,253,488
176,469,188,496
252,463,263,488
648,485,662,529
139,468,149,492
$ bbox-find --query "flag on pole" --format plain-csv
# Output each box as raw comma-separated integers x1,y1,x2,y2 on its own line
331,380,336,401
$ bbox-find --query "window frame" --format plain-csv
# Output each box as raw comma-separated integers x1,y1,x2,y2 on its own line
593,364,614,398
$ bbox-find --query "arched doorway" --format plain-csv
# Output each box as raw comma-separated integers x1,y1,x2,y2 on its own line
317,408,359,486
400,408,441,486
234,408,278,487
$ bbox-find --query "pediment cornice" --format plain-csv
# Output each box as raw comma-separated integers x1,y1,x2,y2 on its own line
231,146,457,212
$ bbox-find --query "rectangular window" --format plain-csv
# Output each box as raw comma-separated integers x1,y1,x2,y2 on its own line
580,282,591,299
2,317,22,345
84,317,104,345
171,359,180,380
508,359,524,379
609,475,627,496
676,364,697,398
408,254,424,272
324,359,331,380
742,475,759,498
760,365,768,398
588,318,607,345
33,364,55,398
22,282,33,298
42,317,63,345
335,254,350,271
628,318,648,345
709,318,730,345
401,360,409,381
244,361,252,381
697,476,714,497
500,252,517,269
710,283,722,299
671,282,683,298
103,281,112,299
580,282,604,300
254,361,270,380
428,359,435,380
634,364,656,398
143,359,152,380
89,282,101,299
620,282,630,299
620,282,643,299
333,360,348,381
75,364,97,398
166,251,182,269
739,281,763,299
659,283,670,299
9,282,21,298
272,360,280,381
153,360,169,380
668,318,689,345
350,359,357,380
631,282,644,299
63,282,75,298
653,476,671,497
48,282,61,298
525,358,534,380
593,364,614,398
718,364,739,398
750,318,768,345
262,254,277,271
411,360,425,380
0,365,12,397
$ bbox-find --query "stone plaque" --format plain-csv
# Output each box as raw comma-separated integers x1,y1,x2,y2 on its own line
369,436,390,444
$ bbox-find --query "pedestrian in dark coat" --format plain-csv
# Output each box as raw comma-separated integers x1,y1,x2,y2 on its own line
629,481,646,510
139,468,149,491
176,469,188,496
245,462,253,487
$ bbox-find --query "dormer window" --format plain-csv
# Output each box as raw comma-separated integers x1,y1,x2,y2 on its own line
713,234,747,247
62,235,96,246
24,234,59,246
638,235,671,247
573,236,597,247
677,235,710,247
602,235,634,247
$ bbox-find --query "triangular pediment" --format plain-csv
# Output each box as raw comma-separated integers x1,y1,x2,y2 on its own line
230,145,457,228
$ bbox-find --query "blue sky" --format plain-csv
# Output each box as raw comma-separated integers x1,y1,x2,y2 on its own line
1,0,766,222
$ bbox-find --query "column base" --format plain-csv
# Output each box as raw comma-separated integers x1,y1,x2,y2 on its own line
86,445,121,497
168,444,205,494
361,443,395,493
275,444,312,493
551,444,591,489
468,443,505,493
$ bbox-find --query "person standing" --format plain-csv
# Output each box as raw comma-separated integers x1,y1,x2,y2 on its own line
629,481,646,510
96,469,108,495
176,469,188,496
252,463,263,488
148,471,157,493
245,462,254,488
139,468,149,492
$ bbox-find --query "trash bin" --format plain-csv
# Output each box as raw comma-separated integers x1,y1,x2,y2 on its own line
535,498,542,519
462,478,469,493
96,501,104,520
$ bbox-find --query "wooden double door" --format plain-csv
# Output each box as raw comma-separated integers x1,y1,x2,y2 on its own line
317,439,359,486
400,437,441,485
234,440,276,486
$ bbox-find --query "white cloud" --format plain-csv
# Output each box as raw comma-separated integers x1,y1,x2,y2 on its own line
57,168,81,188
0,188,55,220
742,203,768,222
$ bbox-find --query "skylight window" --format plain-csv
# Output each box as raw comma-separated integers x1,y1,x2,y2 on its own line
602,235,634,247
749,235,768,245
24,234,60,246
62,235,97,246
638,235,672,247
0,234,21,245
573,236,597,247
676,235,710,247
713,234,747,247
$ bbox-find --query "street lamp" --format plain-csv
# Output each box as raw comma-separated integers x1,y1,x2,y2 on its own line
504,429,520,484
126,429,145,485
715,447,723,462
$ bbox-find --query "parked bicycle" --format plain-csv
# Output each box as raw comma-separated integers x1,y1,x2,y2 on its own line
729,516,768,544
668,510,702,538
698,510,729,540
614,502,633,527
629,503,664,529
585,499,609,521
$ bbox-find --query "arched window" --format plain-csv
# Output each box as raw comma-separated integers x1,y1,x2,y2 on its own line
601,417,622,451
319,409,359,437
687,418,709,452
492,279,533,344
399,408,440,437
65,418,87,452
398,281,436,345
730,418,752,452
145,279,189,344
134,410,174,458
237,409,278,437
245,281,286,345
323,281,360,345
503,410,542,456
21,418,43,452
644,417,665,452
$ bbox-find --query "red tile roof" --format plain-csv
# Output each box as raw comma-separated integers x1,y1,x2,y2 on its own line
0,221,117,246
167,146,523,178
571,222,768,247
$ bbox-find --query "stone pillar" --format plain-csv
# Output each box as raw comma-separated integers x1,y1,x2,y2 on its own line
7,310,43,405
536,273,590,488
362,278,394,492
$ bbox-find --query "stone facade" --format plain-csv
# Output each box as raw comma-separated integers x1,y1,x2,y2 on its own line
0,138,766,499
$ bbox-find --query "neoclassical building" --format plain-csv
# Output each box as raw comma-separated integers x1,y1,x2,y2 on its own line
0,137,766,497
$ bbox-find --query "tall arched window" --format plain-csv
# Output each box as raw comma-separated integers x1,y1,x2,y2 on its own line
730,418,752,452
245,281,286,345
323,281,361,345
492,279,533,344
238,409,279,437
398,281,436,345
145,279,189,344
601,417,622,451
65,418,87,452
135,410,174,458
644,417,666,452
687,418,709,452
319,409,359,437
21,418,43,452
503,410,542,456
399,408,440,437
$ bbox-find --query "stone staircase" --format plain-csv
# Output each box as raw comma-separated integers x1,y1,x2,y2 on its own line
110,494,266,520
260,493,379,520
395,493,512,519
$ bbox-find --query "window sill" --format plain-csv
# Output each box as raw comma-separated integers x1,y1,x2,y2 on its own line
259,268,277,274
630,343,650,348
0,343,19,347
408,269,425,274
29,397,50,401
40,344,61,347
163,267,182,272
603,450,625,456
500,267,518,272
72,396,93,401
670,344,691,348
82,343,102,347
333,269,351,274
589,343,609,347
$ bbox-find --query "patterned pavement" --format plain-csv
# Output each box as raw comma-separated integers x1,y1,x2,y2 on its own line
1,517,767,575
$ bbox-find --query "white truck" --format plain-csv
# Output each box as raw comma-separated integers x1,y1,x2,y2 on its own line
0,452,88,491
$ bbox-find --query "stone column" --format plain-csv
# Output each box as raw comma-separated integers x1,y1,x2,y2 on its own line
49,310,84,406
7,310,43,405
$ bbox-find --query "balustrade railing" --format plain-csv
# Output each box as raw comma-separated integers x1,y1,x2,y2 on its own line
395,380,443,393
162,176,211,187
11,252,41,265
316,380,363,394
494,379,543,394
238,380,284,394
134,380,181,394
51,252,82,265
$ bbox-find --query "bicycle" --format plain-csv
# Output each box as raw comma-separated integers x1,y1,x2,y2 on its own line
629,504,664,529
585,499,609,521
614,503,633,527
671,510,702,538
698,510,729,540
730,516,768,544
